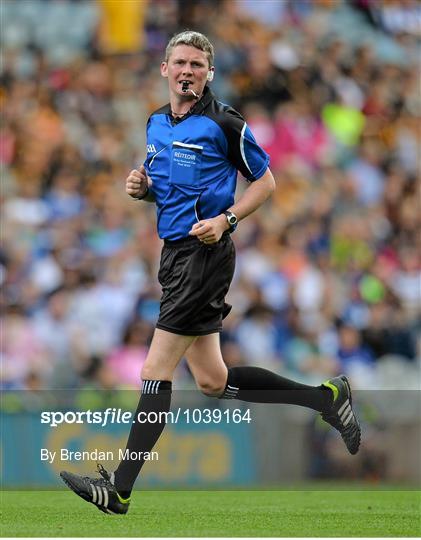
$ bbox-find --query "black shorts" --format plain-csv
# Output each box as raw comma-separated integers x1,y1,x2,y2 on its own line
156,232,235,336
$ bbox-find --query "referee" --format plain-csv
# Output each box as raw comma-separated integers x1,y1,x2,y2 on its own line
60,31,361,515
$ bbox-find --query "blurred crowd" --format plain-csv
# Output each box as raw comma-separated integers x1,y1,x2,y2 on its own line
1,0,420,393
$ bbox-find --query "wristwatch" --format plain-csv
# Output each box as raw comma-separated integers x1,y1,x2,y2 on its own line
223,210,238,232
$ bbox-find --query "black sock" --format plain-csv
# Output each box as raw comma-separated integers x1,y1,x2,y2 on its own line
114,380,171,498
220,366,332,412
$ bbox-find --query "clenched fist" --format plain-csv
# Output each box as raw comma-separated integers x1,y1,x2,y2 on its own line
189,215,229,244
125,165,150,199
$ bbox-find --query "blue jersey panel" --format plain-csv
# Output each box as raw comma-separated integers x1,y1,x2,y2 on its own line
143,90,270,241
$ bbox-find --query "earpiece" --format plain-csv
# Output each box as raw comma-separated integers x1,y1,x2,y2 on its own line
207,70,214,82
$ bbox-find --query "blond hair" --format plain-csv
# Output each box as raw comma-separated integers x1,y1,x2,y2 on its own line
165,31,214,67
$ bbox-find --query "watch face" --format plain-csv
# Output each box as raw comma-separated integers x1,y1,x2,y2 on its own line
224,211,237,229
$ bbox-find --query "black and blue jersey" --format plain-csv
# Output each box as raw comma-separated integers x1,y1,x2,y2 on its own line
144,86,270,241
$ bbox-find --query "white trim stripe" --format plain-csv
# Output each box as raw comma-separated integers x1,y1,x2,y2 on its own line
194,195,201,223
151,381,157,394
96,485,102,506
155,381,161,394
91,484,97,503
173,141,203,150
240,123,252,176
149,145,168,168
228,385,239,391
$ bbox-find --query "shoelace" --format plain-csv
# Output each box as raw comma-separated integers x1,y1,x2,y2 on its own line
80,464,112,486
97,463,111,482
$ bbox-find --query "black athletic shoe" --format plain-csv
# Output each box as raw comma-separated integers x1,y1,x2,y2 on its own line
60,464,130,515
322,375,361,455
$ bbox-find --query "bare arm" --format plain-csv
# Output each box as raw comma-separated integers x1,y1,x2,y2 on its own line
189,167,276,243
227,167,276,222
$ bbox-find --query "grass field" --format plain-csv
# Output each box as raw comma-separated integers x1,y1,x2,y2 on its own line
1,489,420,537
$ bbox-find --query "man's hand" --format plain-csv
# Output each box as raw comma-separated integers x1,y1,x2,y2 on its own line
126,165,150,199
189,215,229,244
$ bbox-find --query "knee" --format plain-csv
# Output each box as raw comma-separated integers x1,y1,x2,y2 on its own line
141,364,160,381
196,377,226,397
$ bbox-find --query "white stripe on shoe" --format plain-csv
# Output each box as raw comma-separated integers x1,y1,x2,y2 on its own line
343,410,354,427
338,399,350,416
91,484,97,503
340,404,352,422
96,485,103,506
102,487,108,509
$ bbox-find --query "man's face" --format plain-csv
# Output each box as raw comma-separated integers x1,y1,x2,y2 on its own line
161,44,213,100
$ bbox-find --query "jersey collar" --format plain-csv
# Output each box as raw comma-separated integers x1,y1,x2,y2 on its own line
168,85,214,124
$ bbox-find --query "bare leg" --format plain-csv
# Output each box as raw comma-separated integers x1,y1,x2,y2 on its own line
141,328,196,380
114,329,196,495
185,333,227,396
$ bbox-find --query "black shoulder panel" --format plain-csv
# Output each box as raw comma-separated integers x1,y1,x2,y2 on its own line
204,100,251,179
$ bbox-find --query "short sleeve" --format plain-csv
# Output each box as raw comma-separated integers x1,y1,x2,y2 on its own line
220,109,270,181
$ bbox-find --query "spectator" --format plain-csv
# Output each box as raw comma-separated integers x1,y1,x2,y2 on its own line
0,0,418,391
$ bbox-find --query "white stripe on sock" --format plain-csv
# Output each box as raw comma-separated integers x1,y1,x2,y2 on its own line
150,381,157,394
228,385,239,390
156,381,161,394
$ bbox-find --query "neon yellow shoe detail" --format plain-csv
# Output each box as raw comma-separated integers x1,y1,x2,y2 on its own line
117,493,131,505
321,375,361,455
322,380,339,402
